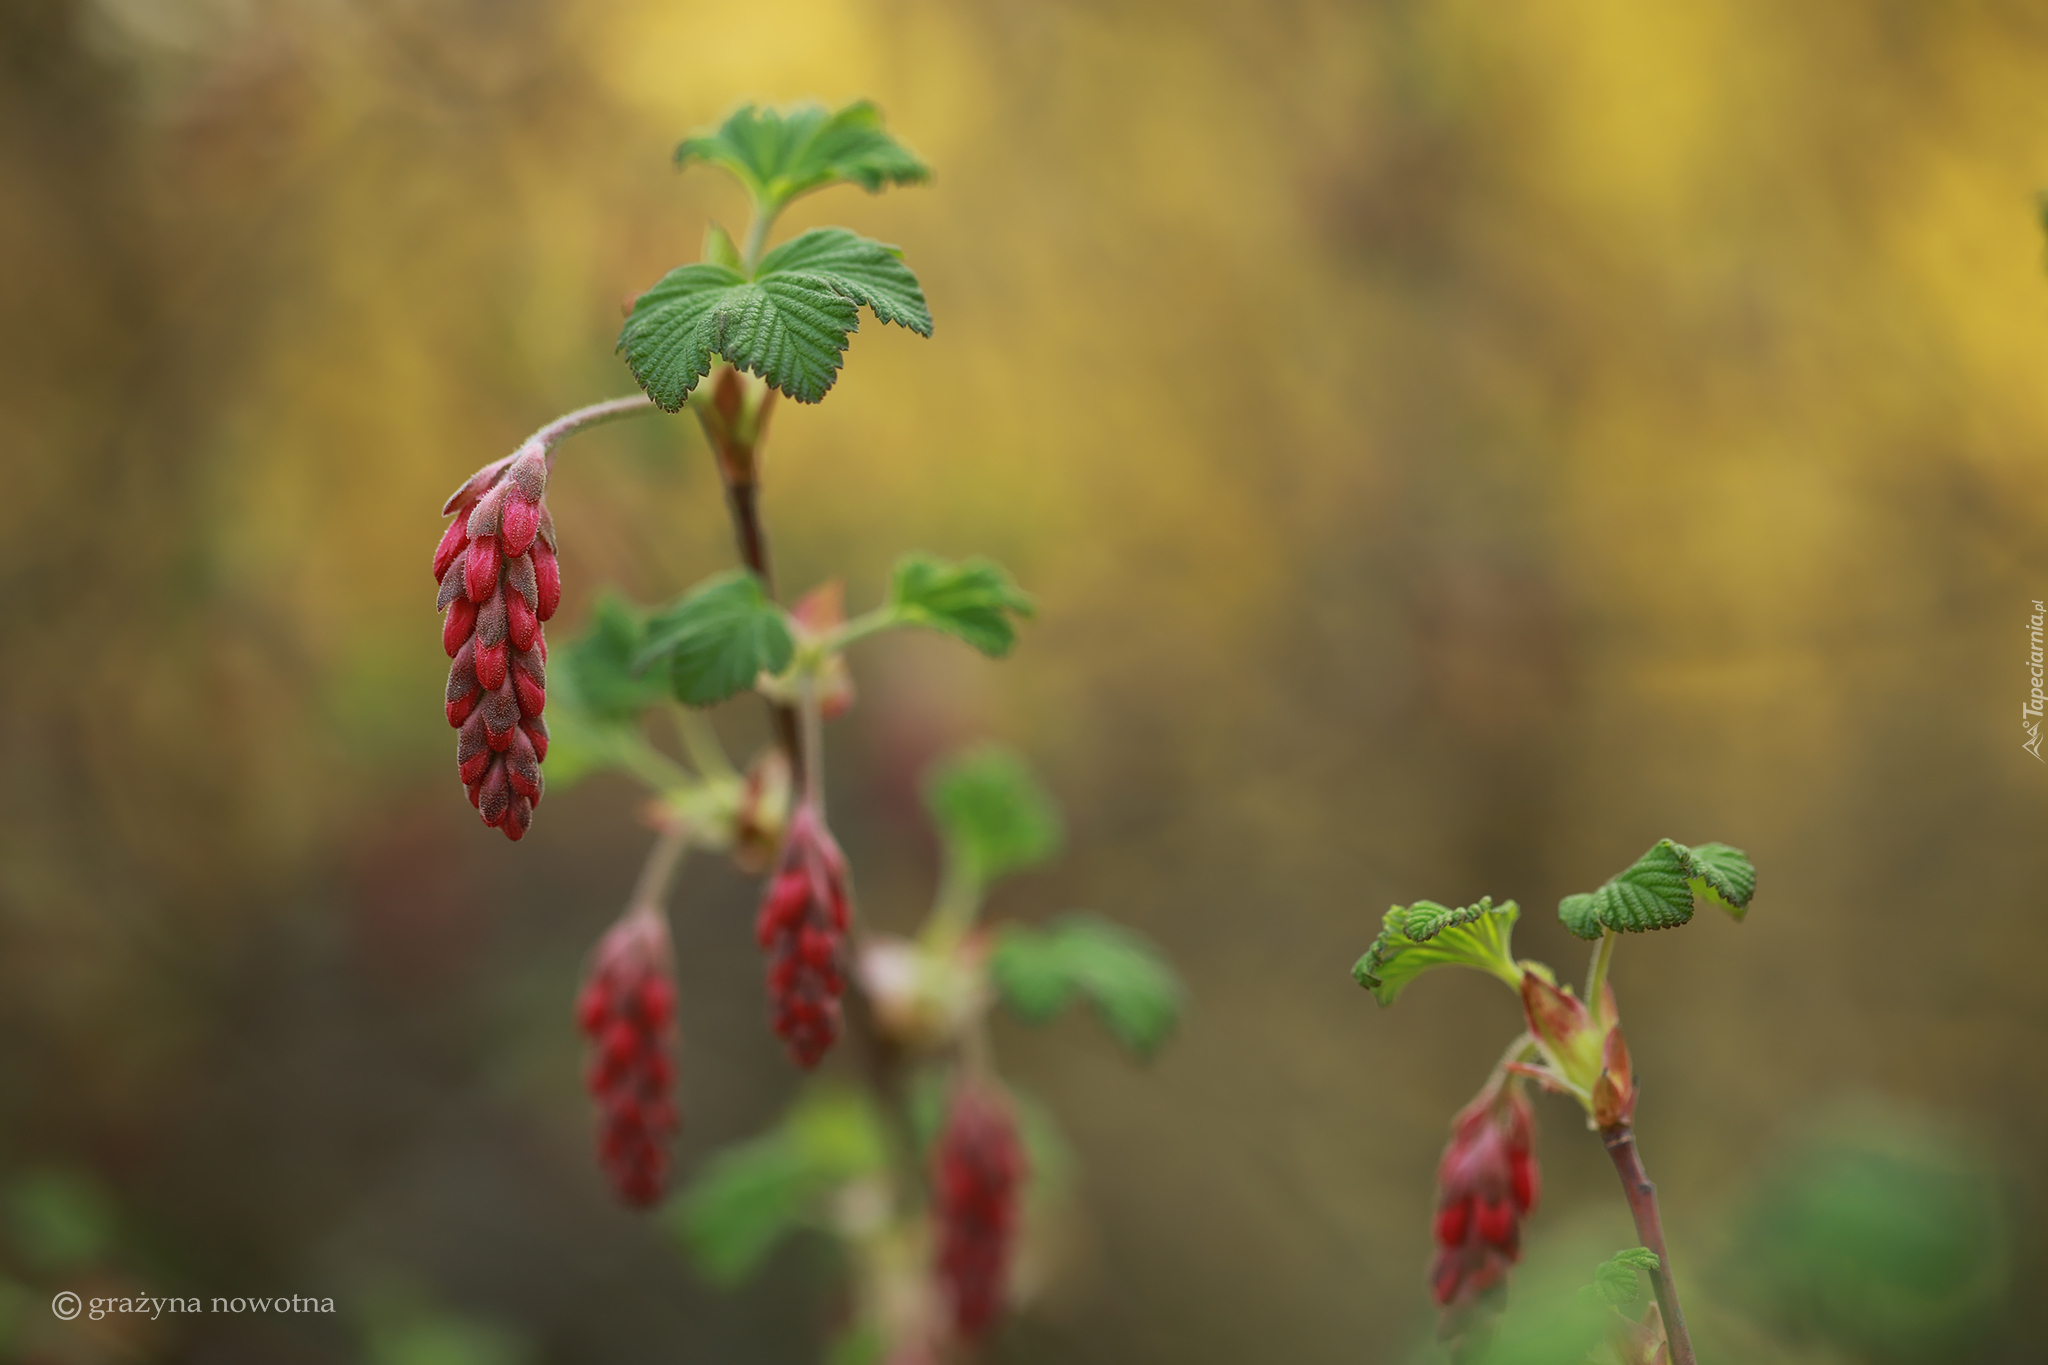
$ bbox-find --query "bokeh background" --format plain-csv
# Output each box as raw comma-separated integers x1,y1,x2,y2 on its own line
4,0,2047,1360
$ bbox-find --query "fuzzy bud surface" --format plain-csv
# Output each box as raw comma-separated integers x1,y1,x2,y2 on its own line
435,447,558,840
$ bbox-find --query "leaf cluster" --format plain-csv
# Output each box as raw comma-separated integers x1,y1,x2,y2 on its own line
619,228,932,409
922,745,1062,886
671,1089,888,1285
676,102,929,214
1557,840,1755,941
1351,897,1520,1006
635,571,795,708
989,916,1183,1060
888,554,1034,657
620,101,934,410
1588,1247,1662,1307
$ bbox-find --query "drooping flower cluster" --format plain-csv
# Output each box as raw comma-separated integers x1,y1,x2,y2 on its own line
435,447,560,840
754,802,851,1067
933,1081,1027,1340
1431,1079,1539,1335
575,905,680,1207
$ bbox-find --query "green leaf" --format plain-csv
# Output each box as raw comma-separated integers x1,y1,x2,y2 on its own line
676,101,929,213
636,571,795,708
1351,897,1520,1006
617,230,932,409
759,228,933,335
990,916,1183,1060
924,745,1062,884
562,593,670,722
888,554,1035,657
1591,1247,1661,1306
671,1088,887,1285
1687,840,1757,920
1557,839,1757,941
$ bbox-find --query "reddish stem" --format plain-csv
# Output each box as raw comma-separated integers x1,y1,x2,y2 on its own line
1600,1124,1697,1365
696,371,803,780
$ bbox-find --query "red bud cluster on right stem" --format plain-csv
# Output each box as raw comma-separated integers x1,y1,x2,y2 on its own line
755,802,851,1069
934,1081,1028,1341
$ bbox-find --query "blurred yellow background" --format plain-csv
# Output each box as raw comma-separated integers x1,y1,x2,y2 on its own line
2,0,2046,1360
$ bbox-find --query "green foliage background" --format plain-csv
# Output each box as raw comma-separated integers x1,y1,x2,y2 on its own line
0,0,2044,1361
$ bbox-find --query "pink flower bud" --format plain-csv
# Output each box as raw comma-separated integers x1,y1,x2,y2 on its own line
755,803,850,1068
933,1081,1027,1340
1430,1080,1539,1339
437,457,560,840
576,906,680,1208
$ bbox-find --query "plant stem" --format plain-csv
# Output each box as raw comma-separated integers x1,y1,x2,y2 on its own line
627,816,692,915
692,368,803,779
1600,1124,1698,1365
1586,929,1617,1018
531,393,661,456
741,203,774,274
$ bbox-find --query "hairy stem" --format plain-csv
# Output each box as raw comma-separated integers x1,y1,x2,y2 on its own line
1600,1124,1697,1365
627,817,691,916
531,393,661,457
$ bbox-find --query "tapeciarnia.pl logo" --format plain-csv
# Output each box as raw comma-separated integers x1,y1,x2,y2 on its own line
2025,599,2045,761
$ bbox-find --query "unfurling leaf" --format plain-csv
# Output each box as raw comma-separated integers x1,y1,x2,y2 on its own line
1351,897,1520,1007
1591,1247,1662,1306
990,917,1183,1060
636,571,795,707
1557,839,1756,941
671,1088,888,1285
888,554,1035,657
924,746,1063,884
618,231,933,409
676,101,930,214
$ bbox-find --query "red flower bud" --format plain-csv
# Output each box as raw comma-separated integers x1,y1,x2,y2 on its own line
436,450,555,840
933,1081,1027,1340
1430,1080,1539,1338
754,802,851,1068
575,905,680,1208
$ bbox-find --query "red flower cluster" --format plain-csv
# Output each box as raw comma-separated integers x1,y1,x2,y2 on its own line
933,1082,1027,1340
754,802,850,1068
1431,1080,1539,1332
435,448,560,840
575,906,680,1207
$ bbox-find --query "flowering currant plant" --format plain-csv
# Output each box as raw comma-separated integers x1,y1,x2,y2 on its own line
431,100,1182,1360
1354,840,1758,1364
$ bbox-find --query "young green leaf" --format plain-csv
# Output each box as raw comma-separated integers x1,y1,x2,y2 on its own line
1351,897,1521,1006
670,1088,887,1285
676,101,930,215
924,746,1063,884
617,230,932,409
1686,841,1757,920
1557,839,1756,941
635,570,795,708
887,554,1035,657
990,916,1183,1060
562,593,671,722
1591,1247,1662,1306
